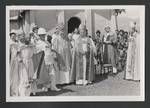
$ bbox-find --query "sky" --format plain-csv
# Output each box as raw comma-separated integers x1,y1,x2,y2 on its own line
117,7,141,31
119,7,140,19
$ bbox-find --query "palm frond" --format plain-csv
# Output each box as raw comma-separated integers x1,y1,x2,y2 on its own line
113,9,126,16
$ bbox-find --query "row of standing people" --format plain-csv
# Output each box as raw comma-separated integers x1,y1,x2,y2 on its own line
10,31,36,96
93,22,140,81
10,23,96,96
9,26,62,96
93,27,118,75
9,22,140,97
93,28,129,75
9,24,122,96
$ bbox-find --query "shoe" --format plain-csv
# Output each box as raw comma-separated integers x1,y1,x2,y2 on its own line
51,87,61,91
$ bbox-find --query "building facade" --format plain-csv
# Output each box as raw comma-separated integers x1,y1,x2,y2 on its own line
10,9,116,37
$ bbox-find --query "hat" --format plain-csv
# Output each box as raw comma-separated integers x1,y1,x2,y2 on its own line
79,24,86,30
38,28,46,35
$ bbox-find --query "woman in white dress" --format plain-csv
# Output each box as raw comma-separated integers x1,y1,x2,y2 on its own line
125,22,140,81
10,30,20,96
18,36,35,96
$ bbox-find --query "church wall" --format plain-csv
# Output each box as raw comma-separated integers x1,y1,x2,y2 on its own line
10,20,20,31
65,10,85,35
9,9,114,38
93,9,112,36
73,12,86,25
65,10,85,24
31,10,58,31
94,12,110,35
64,9,113,37
9,10,20,31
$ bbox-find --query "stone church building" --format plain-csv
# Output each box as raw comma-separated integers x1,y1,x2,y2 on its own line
10,9,116,37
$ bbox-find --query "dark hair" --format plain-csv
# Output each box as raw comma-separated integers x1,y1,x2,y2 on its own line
124,32,128,34
32,27,38,32
119,30,124,35
10,33,16,37
96,30,101,34
47,35,52,44
119,29,124,32
89,35,92,38
24,39,30,45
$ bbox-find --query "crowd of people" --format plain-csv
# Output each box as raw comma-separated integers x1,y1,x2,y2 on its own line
9,22,140,97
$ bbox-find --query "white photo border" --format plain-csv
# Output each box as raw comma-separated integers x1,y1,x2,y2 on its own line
6,5,145,102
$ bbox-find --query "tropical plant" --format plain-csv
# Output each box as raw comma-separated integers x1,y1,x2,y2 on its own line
113,9,126,30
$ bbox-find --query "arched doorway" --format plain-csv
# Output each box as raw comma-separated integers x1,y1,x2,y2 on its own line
68,17,81,33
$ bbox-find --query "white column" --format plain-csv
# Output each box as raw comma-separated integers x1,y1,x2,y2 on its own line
24,11,30,35
110,10,116,32
84,9,92,36
57,10,65,24
29,10,36,32
57,10,67,36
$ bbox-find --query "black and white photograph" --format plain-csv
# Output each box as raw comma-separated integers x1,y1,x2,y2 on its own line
6,5,145,102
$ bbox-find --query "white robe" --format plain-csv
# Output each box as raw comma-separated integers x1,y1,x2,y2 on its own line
125,32,140,81
52,35,71,84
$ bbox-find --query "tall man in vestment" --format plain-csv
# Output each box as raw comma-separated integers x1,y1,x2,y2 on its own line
103,26,117,74
70,24,96,85
52,24,72,84
125,22,140,81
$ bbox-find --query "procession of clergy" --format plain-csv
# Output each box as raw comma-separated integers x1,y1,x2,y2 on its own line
9,22,140,96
